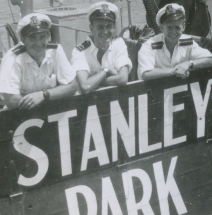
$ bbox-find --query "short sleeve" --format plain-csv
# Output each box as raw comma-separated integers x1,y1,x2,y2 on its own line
137,40,156,80
0,50,22,94
113,38,132,72
55,44,76,85
190,41,212,60
71,48,90,74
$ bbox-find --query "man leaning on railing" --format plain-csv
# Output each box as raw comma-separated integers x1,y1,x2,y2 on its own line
71,1,132,94
137,3,212,81
0,13,77,109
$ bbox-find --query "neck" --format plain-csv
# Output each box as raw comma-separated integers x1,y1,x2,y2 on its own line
90,36,110,52
31,53,45,67
165,39,178,57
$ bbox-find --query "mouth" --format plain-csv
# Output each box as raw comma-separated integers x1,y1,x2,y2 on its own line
32,46,45,52
169,35,179,39
99,35,111,41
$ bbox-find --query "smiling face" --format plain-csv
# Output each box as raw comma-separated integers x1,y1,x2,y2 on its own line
161,19,185,46
22,31,50,61
90,20,115,51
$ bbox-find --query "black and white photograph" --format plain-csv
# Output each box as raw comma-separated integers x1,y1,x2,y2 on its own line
0,0,212,214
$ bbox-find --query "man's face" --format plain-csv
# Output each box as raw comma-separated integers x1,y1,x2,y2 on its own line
161,19,185,45
22,31,49,60
90,20,115,51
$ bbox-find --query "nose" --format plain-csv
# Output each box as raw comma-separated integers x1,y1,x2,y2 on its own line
102,26,109,34
34,38,43,46
170,27,178,35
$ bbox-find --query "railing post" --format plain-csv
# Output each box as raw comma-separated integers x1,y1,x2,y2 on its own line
75,28,79,46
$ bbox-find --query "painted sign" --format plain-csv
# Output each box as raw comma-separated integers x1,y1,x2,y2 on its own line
0,68,212,214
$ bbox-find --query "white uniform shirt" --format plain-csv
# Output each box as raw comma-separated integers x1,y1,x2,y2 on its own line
0,43,76,95
71,36,132,76
138,34,212,80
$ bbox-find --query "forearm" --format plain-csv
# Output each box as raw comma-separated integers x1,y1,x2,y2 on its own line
48,79,78,100
77,70,107,94
3,94,23,109
142,68,173,80
102,67,129,86
189,58,212,71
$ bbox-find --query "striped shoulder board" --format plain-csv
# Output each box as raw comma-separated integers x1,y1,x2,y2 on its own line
151,41,164,50
12,45,26,55
47,42,58,49
76,40,91,51
179,38,193,46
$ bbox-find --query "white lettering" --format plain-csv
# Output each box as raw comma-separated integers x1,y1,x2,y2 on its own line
102,177,123,215
122,169,154,215
111,97,135,162
138,94,162,153
65,185,97,215
164,85,188,147
13,119,49,186
153,156,187,215
81,105,109,171
190,80,212,138
48,110,77,176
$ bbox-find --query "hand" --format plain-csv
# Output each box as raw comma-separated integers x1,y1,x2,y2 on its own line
107,67,118,76
18,91,45,109
129,25,143,40
173,62,190,79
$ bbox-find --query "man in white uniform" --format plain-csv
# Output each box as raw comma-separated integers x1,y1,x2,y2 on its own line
71,1,132,94
0,13,77,109
138,3,212,80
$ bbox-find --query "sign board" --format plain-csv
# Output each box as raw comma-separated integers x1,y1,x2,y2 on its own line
0,69,212,214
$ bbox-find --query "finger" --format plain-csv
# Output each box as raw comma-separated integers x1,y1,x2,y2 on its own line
18,95,30,106
19,99,33,109
172,68,178,74
24,101,35,110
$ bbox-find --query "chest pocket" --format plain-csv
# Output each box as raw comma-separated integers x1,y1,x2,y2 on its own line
20,60,57,95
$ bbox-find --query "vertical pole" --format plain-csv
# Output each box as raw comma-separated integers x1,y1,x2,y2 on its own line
20,0,33,17
120,7,123,29
127,0,132,25
50,0,54,7
10,0,33,17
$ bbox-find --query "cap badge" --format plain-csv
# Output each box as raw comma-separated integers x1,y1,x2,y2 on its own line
100,4,110,15
30,16,41,27
165,5,176,15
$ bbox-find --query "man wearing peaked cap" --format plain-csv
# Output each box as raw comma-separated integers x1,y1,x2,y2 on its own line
71,1,132,94
137,3,212,80
0,13,77,109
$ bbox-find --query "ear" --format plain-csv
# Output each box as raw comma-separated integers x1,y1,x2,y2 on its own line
89,24,93,33
182,21,185,31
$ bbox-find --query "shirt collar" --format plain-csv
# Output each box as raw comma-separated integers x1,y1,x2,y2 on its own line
24,48,51,64
86,36,113,54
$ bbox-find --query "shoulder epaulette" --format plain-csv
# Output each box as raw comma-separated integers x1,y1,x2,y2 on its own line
151,41,164,49
179,38,193,46
47,42,58,49
12,45,26,55
76,41,91,51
